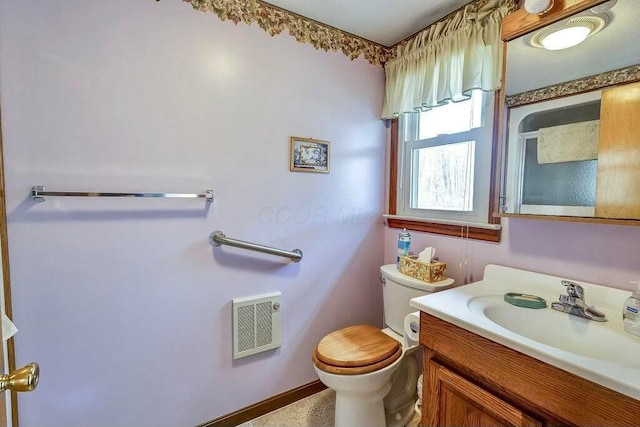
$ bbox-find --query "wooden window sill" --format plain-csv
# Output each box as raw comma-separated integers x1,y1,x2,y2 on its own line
385,215,501,243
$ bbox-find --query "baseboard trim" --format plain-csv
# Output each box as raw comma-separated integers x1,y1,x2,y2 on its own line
197,380,327,427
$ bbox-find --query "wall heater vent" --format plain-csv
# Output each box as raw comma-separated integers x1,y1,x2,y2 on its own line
232,292,282,359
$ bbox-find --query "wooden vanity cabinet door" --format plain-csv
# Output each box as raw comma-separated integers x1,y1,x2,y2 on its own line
425,360,541,427
595,81,640,219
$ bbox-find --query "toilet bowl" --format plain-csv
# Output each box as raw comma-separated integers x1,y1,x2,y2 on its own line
312,264,454,427
312,325,407,427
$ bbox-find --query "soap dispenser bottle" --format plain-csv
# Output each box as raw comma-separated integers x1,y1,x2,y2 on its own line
396,228,411,267
623,281,640,337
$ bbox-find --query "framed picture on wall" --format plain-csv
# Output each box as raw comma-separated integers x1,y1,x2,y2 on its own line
289,137,330,173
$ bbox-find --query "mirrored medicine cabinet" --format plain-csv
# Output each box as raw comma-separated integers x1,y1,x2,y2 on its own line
495,0,640,225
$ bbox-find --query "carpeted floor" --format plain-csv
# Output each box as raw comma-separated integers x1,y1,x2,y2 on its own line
238,388,336,427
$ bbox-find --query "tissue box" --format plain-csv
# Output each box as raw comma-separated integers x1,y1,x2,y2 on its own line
398,256,447,283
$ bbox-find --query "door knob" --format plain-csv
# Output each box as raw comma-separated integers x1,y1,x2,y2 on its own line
0,363,39,393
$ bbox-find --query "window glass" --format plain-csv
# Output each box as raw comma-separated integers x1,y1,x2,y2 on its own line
418,93,482,139
412,141,475,211
397,90,494,224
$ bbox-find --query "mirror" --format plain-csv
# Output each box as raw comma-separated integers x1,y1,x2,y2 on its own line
505,0,640,97
499,0,640,222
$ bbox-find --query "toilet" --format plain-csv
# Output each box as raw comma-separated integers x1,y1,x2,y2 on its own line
312,264,454,427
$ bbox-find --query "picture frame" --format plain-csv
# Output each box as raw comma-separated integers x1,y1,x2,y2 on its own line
289,137,330,173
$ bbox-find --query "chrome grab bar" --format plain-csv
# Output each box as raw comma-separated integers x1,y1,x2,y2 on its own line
31,186,214,203
209,230,302,263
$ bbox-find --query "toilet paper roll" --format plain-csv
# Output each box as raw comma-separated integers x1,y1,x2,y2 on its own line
403,311,420,348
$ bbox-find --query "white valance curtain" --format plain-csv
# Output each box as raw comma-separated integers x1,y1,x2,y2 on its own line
381,0,513,119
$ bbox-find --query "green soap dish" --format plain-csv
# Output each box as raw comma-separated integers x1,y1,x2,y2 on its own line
504,293,547,309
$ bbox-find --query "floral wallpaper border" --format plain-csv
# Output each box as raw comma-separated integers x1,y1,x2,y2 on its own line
182,0,503,66
183,0,393,65
506,64,640,108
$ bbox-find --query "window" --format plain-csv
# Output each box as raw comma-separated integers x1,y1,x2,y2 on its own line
412,140,475,211
387,90,501,242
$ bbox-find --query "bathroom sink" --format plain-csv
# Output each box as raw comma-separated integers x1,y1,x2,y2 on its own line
468,294,640,367
410,264,640,400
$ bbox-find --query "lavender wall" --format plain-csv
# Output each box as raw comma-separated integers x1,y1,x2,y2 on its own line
0,1,386,426
384,219,640,291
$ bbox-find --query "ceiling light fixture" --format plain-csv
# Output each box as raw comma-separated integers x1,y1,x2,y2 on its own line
541,24,591,50
523,0,554,15
529,15,607,51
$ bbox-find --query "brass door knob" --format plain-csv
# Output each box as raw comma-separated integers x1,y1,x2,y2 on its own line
0,363,39,393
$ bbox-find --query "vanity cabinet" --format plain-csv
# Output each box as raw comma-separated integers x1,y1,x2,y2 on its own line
420,312,640,426
426,360,541,426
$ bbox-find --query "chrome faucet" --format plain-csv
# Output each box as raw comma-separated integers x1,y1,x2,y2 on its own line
551,280,608,322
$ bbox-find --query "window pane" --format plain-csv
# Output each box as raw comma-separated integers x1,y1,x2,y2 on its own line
418,91,482,139
412,141,475,211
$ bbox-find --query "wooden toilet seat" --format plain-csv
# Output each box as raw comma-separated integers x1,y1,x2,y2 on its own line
312,325,402,375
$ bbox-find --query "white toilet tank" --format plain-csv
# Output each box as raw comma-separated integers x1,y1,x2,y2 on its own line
380,264,454,335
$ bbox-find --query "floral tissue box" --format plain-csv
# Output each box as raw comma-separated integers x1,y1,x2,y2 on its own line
398,256,447,283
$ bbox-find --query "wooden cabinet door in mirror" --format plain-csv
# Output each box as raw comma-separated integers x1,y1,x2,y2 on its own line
595,81,640,219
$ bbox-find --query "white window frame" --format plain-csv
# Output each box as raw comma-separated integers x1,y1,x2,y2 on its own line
395,91,496,226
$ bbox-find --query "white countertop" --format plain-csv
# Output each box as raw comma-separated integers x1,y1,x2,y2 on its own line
410,264,640,400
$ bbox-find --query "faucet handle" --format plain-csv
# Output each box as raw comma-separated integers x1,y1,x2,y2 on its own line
561,280,584,298
559,294,576,305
